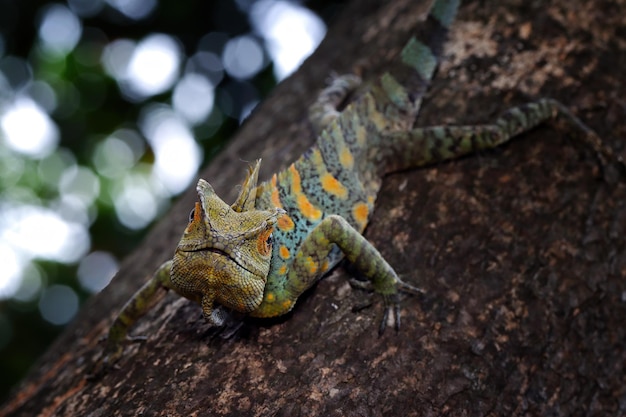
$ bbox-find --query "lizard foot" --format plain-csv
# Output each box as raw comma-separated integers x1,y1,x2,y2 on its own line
349,277,424,335
205,306,244,340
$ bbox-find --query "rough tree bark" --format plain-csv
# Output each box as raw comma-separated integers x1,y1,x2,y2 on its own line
2,0,625,416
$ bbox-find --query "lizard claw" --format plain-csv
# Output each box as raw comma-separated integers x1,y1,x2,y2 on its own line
396,277,425,296
349,276,423,334
378,293,401,335
348,277,373,290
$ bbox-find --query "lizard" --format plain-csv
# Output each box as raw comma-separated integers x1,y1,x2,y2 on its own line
97,0,622,370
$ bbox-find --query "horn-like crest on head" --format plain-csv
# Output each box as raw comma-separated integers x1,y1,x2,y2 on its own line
231,159,262,212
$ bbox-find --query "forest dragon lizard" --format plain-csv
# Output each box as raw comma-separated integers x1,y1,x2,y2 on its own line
99,0,621,368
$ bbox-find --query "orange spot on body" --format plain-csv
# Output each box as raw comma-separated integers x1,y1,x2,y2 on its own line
279,246,291,259
265,292,275,302
321,173,347,199
297,195,322,221
321,259,330,272
277,214,295,231
340,146,354,169
289,165,323,221
278,264,288,275
352,202,369,229
270,174,282,208
282,299,292,310
289,165,302,192
305,256,318,275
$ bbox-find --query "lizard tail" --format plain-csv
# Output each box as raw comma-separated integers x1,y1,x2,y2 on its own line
371,0,460,122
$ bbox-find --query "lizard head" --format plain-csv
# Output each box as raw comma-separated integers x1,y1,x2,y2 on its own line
171,160,285,321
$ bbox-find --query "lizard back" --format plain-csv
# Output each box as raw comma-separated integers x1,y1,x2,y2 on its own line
254,0,460,299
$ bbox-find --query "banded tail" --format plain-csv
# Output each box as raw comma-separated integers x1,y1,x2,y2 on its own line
372,0,460,122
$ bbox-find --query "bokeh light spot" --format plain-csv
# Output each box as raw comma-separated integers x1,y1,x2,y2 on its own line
77,251,119,293
93,136,136,178
55,194,93,227
38,285,79,325
141,105,201,194
0,56,32,89
0,204,90,263
59,165,100,206
1,97,59,158
125,34,181,99
38,149,77,190
27,80,57,113
106,0,157,20
67,0,105,17
186,51,224,85
112,174,158,229
173,73,215,125
101,38,135,80
222,35,264,80
38,4,82,56
0,244,22,299
251,0,325,80
0,146,26,187
12,264,44,302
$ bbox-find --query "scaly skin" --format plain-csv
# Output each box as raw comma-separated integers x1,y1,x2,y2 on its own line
96,0,622,371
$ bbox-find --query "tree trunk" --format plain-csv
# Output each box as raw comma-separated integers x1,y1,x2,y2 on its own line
2,0,625,416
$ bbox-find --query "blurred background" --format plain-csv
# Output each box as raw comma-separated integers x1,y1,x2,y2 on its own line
0,0,346,400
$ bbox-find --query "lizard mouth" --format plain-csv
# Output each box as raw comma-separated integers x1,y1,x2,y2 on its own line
186,246,264,279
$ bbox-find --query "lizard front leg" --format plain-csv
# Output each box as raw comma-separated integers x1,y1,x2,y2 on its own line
98,260,175,370
253,215,422,334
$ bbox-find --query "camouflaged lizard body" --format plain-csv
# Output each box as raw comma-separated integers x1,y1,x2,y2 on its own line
97,0,621,371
